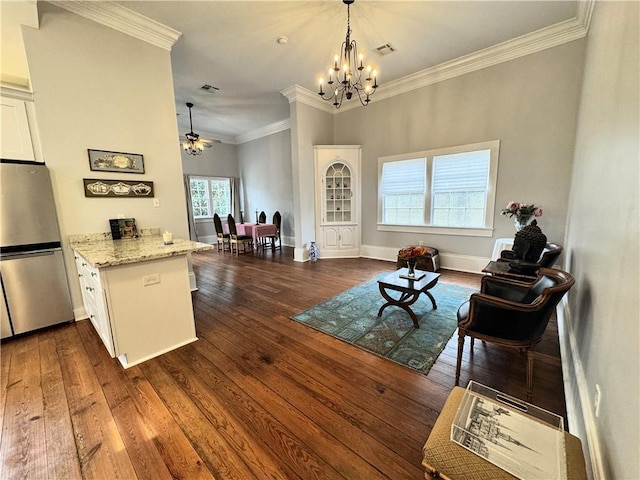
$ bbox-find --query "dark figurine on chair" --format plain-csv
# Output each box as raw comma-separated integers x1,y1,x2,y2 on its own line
500,220,547,274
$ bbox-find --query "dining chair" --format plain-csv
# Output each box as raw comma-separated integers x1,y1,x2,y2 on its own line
258,211,267,224
258,211,281,251
213,213,230,253
455,267,575,401
227,214,253,256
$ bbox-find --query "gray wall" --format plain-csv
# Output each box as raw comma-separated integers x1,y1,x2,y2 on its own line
565,2,639,478
181,142,238,242
333,40,586,258
237,129,294,243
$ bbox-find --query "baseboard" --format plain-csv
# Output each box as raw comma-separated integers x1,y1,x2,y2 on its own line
557,298,604,480
74,306,87,321
189,271,197,292
359,244,488,274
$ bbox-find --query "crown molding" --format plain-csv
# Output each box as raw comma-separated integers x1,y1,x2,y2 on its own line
291,0,594,114
0,85,34,101
281,85,334,114
48,1,181,51
235,119,291,145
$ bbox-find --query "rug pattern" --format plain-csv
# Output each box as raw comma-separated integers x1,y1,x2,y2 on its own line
291,275,476,374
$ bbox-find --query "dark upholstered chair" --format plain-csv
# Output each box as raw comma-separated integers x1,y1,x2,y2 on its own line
455,267,575,401
500,242,563,268
227,214,253,256
258,211,281,251
213,213,230,253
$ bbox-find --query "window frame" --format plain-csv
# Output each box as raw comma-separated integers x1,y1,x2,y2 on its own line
377,140,500,237
189,176,232,221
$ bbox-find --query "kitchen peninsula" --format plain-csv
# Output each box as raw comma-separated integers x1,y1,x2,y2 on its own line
70,232,213,369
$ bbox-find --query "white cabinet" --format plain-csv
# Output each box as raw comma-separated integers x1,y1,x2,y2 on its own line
314,145,361,258
73,251,197,369
1,96,36,161
74,253,116,356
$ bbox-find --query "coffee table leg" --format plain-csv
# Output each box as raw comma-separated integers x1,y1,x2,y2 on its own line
377,285,421,328
425,291,437,310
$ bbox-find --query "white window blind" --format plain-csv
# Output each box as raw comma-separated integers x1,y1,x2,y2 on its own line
380,158,426,194
432,150,490,192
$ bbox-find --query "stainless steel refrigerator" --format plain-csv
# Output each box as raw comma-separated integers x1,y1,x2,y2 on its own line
1,160,73,338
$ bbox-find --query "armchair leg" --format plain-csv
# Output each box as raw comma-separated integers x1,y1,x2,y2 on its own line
455,333,465,386
526,349,534,402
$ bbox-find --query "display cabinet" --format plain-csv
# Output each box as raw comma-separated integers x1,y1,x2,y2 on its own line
314,145,361,258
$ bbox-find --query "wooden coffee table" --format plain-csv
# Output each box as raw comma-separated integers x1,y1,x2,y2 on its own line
377,268,441,328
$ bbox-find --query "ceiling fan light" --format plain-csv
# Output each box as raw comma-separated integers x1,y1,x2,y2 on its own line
183,103,204,156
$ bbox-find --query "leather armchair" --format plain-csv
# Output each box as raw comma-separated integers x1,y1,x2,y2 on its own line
455,267,574,401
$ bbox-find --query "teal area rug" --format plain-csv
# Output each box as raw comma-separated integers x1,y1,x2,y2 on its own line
291,275,476,375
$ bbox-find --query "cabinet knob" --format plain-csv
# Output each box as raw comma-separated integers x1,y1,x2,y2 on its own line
91,272,97,277
82,262,87,267
90,314,95,319
85,286,94,292
78,273,83,278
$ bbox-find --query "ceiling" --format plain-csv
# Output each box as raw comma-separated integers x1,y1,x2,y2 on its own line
118,1,579,144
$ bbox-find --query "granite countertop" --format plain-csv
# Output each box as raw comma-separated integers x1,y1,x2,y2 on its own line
70,235,214,268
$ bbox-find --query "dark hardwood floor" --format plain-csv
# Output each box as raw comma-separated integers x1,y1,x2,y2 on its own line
0,247,566,479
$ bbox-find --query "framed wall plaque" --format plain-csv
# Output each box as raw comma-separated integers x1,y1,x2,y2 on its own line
83,179,154,197
88,149,145,174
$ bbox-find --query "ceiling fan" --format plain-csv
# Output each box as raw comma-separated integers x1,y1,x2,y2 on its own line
180,102,221,155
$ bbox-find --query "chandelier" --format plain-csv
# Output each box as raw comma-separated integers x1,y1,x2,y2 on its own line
317,0,379,109
182,102,204,156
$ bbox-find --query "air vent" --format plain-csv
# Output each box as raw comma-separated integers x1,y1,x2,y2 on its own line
200,84,220,92
375,43,396,56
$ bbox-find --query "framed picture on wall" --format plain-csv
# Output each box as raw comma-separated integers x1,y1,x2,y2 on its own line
88,149,145,174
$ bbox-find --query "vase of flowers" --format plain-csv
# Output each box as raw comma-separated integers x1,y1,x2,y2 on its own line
501,201,543,231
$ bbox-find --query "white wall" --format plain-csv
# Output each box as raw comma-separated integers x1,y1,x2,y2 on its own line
289,101,333,260
333,40,586,261
563,2,639,478
237,129,294,244
22,3,188,310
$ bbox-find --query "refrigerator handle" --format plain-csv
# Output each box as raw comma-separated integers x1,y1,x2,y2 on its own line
1,249,60,260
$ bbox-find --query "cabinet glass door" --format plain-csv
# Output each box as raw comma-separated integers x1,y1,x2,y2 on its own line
325,162,352,223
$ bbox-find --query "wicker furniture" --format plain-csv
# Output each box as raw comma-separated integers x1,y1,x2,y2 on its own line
456,267,575,401
422,387,588,480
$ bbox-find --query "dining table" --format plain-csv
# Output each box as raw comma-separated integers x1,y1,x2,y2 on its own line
224,222,277,249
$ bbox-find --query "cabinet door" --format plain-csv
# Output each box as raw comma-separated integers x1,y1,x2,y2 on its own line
339,226,355,248
324,162,353,223
322,227,340,248
0,97,35,161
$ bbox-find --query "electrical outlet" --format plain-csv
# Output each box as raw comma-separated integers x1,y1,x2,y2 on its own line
419,240,424,246
143,273,160,286
153,198,160,208
594,384,602,417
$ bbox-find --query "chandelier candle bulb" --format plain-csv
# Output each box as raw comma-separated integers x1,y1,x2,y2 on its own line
316,0,380,108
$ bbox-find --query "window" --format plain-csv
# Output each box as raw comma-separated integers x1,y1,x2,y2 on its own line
378,140,499,236
380,157,426,225
189,177,232,219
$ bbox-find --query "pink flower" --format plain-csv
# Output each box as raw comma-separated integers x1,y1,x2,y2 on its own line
506,201,520,211
534,208,543,217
